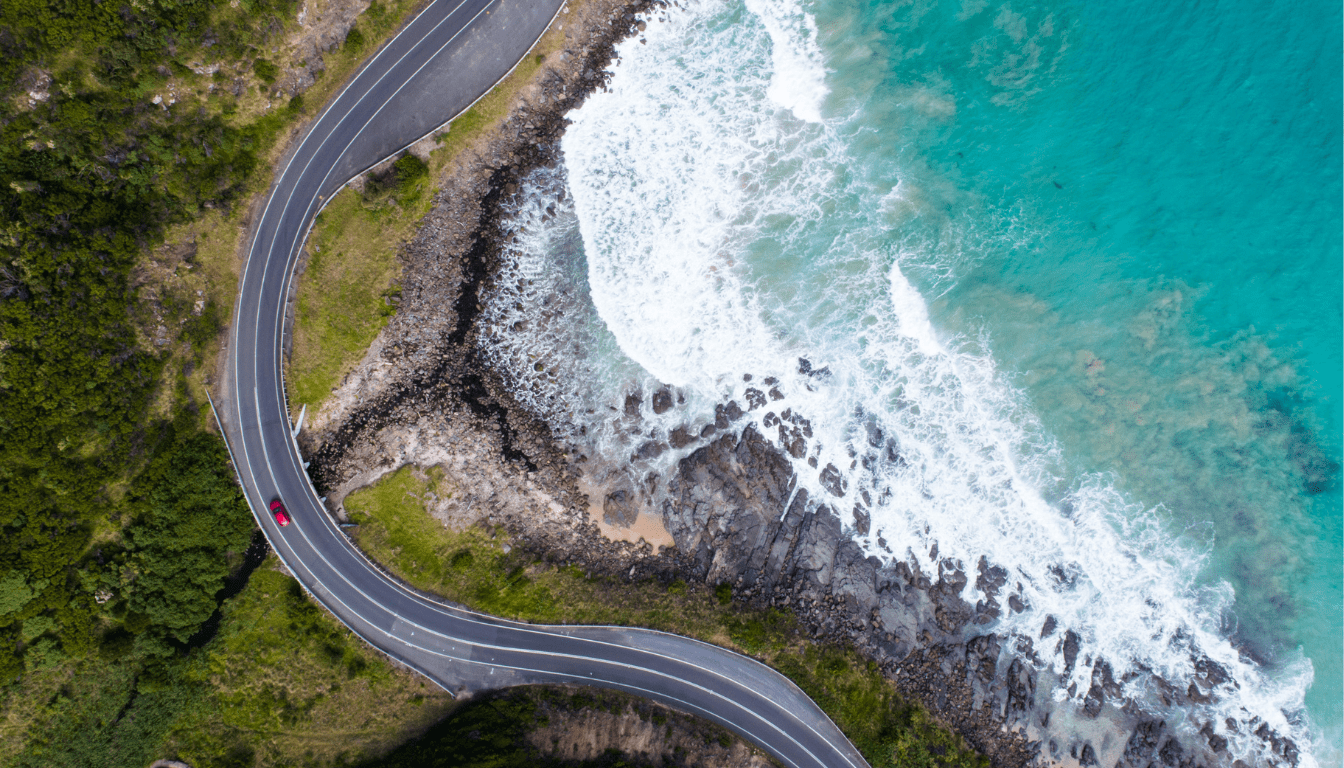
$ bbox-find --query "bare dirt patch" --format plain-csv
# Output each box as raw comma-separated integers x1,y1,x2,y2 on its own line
525,686,775,768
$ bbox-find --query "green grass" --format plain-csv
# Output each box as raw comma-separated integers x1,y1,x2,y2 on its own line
0,557,453,768
285,14,561,417
287,188,407,409
168,561,453,766
344,466,990,768
345,467,565,621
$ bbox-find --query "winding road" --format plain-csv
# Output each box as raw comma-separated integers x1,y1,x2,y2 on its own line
217,1,870,766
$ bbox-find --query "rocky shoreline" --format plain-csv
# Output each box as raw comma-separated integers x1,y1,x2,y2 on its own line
296,2,1297,767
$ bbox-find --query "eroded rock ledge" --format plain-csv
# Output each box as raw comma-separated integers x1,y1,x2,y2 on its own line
300,0,660,529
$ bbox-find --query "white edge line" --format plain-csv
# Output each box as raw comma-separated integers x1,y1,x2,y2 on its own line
229,0,464,404
253,0,867,762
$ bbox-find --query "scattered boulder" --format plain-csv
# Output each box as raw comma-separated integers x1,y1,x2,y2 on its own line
651,387,674,414
669,426,695,449
603,489,639,526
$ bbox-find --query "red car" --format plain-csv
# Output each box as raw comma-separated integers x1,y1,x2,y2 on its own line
269,498,292,527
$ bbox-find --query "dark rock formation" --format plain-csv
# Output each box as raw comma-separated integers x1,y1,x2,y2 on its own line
653,425,1288,768
651,388,674,414
658,426,1040,766
604,489,639,526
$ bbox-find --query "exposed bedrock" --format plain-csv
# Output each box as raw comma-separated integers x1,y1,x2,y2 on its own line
658,426,1287,768
660,426,1032,766
299,0,660,505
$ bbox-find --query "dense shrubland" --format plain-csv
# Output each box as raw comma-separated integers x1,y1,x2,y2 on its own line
0,2,490,764
0,0,312,675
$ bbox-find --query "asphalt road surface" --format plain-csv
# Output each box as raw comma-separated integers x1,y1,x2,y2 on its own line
219,1,871,766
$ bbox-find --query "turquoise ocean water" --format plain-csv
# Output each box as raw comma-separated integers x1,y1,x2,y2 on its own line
482,0,1342,761
829,0,1343,740
917,0,1344,733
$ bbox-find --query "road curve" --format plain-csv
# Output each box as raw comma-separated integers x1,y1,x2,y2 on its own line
219,2,870,766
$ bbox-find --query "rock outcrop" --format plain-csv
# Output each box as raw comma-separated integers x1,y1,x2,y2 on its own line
659,426,1038,767
653,423,1294,768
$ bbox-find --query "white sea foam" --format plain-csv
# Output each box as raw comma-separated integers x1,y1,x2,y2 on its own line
743,0,829,121
499,0,1326,763
562,0,838,389
887,262,941,356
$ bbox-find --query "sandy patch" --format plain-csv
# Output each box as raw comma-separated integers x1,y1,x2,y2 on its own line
576,475,675,551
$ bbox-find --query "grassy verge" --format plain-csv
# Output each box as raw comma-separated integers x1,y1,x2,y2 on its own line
345,466,989,768
0,557,453,768
169,560,453,766
287,186,408,408
285,16,564,416
165,0,430,419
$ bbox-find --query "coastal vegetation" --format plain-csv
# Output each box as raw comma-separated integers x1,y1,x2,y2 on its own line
0,0,468,764
345,465,989,768
2,555,453,767
0,0,429,683
287,183,412,409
